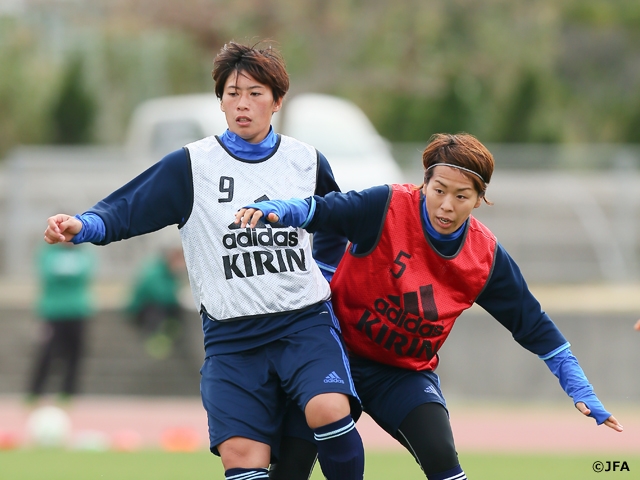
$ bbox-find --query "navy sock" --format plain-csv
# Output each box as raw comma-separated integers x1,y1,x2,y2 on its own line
428,464,467,480
313,415,364,480
225,467,270,480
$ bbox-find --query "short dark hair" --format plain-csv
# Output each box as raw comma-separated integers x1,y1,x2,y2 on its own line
422,133,494,204
212,41,289,102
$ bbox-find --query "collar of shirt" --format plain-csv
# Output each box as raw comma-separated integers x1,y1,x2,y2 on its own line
219,126,278,161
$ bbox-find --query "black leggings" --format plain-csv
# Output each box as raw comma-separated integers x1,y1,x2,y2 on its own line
394,402,460,475
269,402,459,479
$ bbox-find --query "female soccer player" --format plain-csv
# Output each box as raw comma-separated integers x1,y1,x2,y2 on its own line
43,41,364,480
236,133,623,480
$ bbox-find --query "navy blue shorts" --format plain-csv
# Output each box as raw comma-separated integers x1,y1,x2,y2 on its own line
200,324,360,457
349,355,447,435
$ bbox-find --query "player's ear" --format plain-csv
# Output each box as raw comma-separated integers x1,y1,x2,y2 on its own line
272,97,283,113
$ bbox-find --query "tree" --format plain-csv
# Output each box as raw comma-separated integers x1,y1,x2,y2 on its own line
50,57,96,144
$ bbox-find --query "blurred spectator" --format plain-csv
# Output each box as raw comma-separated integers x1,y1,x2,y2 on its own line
26,243,96,404
634,319,640,331
126,247,186,359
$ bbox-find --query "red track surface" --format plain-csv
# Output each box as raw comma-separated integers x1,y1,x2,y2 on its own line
0,395,637,453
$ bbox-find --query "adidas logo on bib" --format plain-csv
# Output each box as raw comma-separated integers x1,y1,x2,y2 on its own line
324,371,345,384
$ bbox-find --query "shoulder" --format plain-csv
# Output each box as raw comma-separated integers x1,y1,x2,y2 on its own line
389,183,422,203
392,183,421,192
468,215,497,245
278,134,316,153
367,184,393,202
278,133,311,148
160,147,190,166
153,148,192,183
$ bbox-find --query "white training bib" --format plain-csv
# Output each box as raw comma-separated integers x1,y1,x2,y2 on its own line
180,135,331,321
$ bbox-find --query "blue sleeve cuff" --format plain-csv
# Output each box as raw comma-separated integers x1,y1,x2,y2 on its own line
71,213,106,244
244,197,312,228
538,342,571,360
300,197,316,229
543,347,611,425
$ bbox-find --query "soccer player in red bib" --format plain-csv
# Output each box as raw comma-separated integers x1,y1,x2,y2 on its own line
236,133,622,480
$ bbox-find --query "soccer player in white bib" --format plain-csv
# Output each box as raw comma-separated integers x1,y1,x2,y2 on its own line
43,41,364,480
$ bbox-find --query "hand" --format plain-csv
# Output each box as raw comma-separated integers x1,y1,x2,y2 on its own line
44,214,82,244
234,208,280,228
634,319,640,331
575,402,623,432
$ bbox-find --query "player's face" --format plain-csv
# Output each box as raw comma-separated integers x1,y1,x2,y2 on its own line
220,70,282,144
423,165,482,235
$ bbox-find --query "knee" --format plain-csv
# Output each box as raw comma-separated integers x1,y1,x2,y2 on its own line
304,393,351,429
217,436,271,470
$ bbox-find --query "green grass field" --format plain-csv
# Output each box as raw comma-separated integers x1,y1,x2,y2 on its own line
1,449,636,479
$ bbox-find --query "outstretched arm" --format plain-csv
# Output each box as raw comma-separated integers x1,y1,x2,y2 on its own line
477,245,622,432
234,186,391,257
44,149,191,247
542,345,622,432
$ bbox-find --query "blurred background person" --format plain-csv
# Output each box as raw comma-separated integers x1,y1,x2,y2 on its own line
125,246,187,360
26,242,96,405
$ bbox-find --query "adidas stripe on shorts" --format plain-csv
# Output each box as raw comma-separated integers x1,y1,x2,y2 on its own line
200,323,361,458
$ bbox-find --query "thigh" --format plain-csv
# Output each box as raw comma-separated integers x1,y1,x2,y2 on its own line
274,325,361,416
350,355,446,435
200,349,286,457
